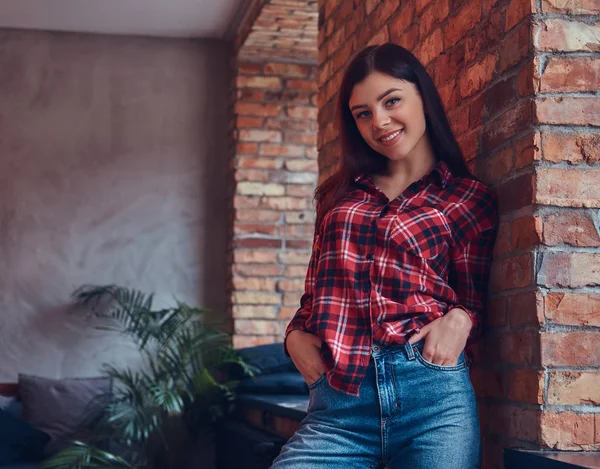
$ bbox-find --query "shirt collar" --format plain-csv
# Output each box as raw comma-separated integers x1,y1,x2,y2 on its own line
354,160,454,189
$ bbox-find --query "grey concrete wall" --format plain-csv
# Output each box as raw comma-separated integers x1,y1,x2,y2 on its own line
0,30,230,380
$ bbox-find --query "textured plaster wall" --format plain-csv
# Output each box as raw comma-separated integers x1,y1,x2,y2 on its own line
0,30,230,380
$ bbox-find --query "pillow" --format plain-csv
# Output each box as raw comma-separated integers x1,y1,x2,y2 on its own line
0,408,50,464
234,343,298,378
18,374,112,456
237,372,308,394
0,396,22,419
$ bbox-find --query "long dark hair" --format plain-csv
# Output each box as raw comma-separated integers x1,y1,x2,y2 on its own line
315,43,473,228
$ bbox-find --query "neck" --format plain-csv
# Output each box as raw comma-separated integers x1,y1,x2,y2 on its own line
384,134,437,185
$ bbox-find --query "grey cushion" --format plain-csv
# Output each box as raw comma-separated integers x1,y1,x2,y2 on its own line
18,375,111,456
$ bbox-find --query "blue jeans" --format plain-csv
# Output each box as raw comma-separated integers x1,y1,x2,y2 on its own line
270,341,481,469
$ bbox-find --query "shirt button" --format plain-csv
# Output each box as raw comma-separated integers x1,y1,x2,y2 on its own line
373,345,380,352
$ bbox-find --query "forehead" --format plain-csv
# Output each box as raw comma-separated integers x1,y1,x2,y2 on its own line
349,72,413,106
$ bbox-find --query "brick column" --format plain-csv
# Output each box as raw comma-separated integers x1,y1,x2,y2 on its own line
228,0,318,348
317,0,599,467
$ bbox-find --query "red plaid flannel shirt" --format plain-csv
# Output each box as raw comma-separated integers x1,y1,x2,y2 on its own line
285,160,498,395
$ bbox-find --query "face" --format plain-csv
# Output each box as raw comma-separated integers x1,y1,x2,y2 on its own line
348,71,430,163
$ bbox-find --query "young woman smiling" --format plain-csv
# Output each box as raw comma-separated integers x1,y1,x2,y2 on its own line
271,43,498,469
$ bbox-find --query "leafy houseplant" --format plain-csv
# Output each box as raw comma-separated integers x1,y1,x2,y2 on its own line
42,285,252,469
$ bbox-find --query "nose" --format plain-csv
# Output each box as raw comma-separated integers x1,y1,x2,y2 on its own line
372,109,391,130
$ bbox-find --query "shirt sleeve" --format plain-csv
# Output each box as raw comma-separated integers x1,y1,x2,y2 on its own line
283,228,322,356
448,225,497,343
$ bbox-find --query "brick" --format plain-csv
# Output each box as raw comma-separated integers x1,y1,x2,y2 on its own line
489,405,539,442
517,59,540,97
434,44,466,88
419,0,450,37
537,97,600,126
415,0,433,14
397,23,420,52
235,238,283,249
239,129,282,143
235,168,269,182
487,330,540,366
481,75,519,121
493,221,511,257
482,99,534,152
232,276,277,291
284,265,309,277
540,252,600,288
235,319,282,334
278,251,311,265
465,7,504,63
232,263,281,276
506,370,544,404
542,132,600,164
487,294,507,327
515,132,541,169
233,195,260,209
540,412,599,450
283,291,303,306
236,116,263,128
459,54,498,99
541,331,600,367
237,182,285,196
545,292,600,326
233,335,278,348
234,209,281,223
542,0,600,13
506,290,544,328
237,76,282,89
415,28,443,66
235,102,282,116
389,1,415,37
264,117,311,132
535,19,600,52
284,131,318,145
236,143,259,155
286,106,318,119
259,144,304,157
264,63,309,77
475,145,513,185
286,79,318,92
548,372,600,406
498,22,530,73
506,0,535,31
541,57,600,93
238,62,263,75
232,305,278,319
443,1,481,48
233,249,278,264
283,224,315,238
542,211,600,247
260,197,309,210
457,130,478,162
284,159,319,172
490,253,534,292
495,172,535,214
286,239,312,249
536,168,600,208
237,88,265,101
286,184,315,197
238,156,283,170
512,216,543,251
277,279,305,292
286,211,316,224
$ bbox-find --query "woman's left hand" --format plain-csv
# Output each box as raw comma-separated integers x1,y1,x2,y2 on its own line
408,308,472,366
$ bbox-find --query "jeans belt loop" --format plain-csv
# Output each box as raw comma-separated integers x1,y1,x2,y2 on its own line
404,341,416,360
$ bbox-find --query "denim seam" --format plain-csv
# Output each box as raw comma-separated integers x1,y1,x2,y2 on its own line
307,373,327,390
413,348,468,372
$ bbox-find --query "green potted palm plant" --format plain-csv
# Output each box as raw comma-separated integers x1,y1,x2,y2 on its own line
41,284,252,469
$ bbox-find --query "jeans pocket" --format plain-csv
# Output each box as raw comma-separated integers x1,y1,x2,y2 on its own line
307,373,327,390
414,347,468,372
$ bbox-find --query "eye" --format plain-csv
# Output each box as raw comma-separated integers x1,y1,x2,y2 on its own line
385,97,401,107
355,110,371,120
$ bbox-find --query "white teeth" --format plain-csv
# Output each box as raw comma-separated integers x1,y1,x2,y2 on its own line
381,130,402,142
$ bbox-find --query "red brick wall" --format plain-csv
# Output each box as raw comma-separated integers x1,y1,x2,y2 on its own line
229,60,318,348
317,0,599,466
228,0,319,348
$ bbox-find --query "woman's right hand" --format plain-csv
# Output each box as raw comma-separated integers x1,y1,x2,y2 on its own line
286,330,326,385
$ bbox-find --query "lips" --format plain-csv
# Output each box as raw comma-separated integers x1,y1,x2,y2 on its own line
377,129,404,145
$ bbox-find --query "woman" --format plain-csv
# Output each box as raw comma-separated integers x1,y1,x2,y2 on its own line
272,43,498,469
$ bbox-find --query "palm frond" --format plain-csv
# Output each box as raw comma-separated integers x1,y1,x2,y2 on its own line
41,440,133,469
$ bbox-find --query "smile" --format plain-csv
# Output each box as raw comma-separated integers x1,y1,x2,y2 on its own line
378,129,403,145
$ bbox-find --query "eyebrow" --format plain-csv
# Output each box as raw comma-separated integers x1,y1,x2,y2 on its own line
350,88,402,112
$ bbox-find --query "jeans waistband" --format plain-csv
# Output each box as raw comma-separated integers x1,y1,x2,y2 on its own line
371,340,425,359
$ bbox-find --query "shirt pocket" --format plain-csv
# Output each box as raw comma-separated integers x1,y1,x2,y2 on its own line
389,207,451,260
